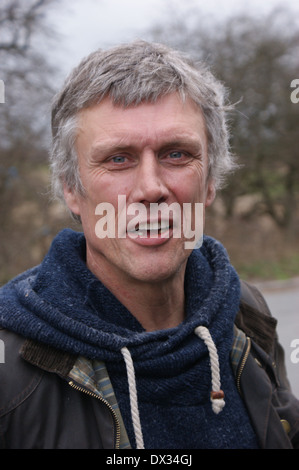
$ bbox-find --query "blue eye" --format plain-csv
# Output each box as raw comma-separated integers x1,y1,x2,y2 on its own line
112,156,126,163
169,151,183,159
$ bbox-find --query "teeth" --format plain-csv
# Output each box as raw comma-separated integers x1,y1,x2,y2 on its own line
138,222,169,231
128,221,170,234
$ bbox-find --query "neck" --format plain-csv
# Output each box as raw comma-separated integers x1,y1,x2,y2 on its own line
86,249,186,332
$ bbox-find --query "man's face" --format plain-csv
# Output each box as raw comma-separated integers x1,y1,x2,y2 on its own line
64,93,215,284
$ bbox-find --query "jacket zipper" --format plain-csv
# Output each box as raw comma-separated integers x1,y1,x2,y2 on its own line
236,337,251,394
68,380,121,449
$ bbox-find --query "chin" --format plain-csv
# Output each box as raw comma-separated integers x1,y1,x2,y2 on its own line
126,256,186,284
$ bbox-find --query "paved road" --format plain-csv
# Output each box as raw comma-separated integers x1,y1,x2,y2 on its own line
257,278,299,398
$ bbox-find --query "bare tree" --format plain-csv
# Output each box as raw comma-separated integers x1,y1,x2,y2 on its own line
0,0,55,53
0,0,66,284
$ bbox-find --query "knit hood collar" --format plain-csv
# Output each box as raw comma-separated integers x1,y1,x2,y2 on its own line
0,229,240,358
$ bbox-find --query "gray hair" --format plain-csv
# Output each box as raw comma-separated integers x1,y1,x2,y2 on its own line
50,40,237,203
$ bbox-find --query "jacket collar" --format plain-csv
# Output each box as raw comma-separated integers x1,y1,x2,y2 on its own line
20,338,77,378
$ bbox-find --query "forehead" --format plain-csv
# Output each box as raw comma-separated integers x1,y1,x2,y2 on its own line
76,93,207,153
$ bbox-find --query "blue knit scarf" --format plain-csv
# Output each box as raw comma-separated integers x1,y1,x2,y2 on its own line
0,229,259,448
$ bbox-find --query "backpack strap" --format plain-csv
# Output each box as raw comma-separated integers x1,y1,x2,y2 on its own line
235,280,277,354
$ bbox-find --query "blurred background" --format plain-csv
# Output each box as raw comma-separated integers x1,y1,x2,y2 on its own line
0,0,298,393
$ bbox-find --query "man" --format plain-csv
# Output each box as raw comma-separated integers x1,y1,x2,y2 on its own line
0,40,298,449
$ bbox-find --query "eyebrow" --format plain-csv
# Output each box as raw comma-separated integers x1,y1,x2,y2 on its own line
160,138,203,153
89,141,134,160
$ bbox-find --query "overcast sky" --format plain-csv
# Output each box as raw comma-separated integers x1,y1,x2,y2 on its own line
46,0,299,81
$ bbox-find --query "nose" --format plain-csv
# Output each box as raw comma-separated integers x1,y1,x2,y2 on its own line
131,152,170,205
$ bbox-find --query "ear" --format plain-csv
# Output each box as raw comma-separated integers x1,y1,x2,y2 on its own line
205,179,216,208
63,183,81,216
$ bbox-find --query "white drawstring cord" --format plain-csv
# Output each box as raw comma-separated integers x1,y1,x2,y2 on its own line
121,326,224,448
121,347,145,449
194,326,225,414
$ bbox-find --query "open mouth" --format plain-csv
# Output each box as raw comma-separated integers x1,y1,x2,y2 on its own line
127,220,172,238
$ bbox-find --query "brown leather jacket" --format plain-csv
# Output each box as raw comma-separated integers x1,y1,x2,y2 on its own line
0,281,298,449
